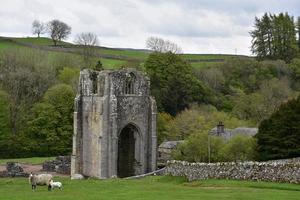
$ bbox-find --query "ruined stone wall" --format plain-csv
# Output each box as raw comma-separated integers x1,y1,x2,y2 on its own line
165,159,300,183
71,69,157,179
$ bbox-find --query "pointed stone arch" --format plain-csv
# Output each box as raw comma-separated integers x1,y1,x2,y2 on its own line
117,123,142,177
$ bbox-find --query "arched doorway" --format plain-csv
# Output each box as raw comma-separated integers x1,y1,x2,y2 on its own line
117,124,139,178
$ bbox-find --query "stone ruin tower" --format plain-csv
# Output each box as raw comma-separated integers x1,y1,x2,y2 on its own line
71,68,157,179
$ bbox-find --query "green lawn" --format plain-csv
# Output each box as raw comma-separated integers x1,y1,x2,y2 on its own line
0,157,55,165
0,176,299,200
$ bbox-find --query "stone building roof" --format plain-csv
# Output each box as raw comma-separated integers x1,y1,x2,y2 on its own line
210,127,258,140
158,140,184,150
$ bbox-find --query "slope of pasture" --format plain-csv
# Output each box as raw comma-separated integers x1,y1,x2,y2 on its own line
181,54,250,68
0,176,299,200
0,38,125,69
0,37,247,69
12,37,72,46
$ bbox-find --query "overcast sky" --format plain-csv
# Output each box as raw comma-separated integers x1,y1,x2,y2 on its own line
1,0,299,55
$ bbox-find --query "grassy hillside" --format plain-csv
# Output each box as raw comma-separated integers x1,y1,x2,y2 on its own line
0,37,126,69
0,176,299,200
0,36,245,69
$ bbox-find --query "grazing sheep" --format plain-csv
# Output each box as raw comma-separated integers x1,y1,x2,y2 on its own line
49,179,62,190
29,172,53,191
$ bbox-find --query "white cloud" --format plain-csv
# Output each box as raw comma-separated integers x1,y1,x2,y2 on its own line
0,0,299,55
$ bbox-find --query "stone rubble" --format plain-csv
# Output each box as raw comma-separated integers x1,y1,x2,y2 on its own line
0,162,29,177
42,156,71,174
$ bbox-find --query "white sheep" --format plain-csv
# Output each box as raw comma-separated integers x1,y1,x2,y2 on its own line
29,172,53,191
49,179,62,190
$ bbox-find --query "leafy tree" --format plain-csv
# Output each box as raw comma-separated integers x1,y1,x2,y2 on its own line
250,12,298,63
289,58,300,89
26,84,75,156
58,67,80,90
0,90,30,158
43,84,75,118
162,104,252,141
221,135,257,162
0,49,56,135
163,104,256,163
172,130,257,163
196,67,225,92
272,13,298,62
94,60,104,71
220,58,291,94
157,112,173,145
172,132,224,163
32,20,46,38
297,17,300,49
233,78,293,124
145,52,208,115
26,103,61,155
47,19,71,46
250,13,273,60
203,58,294,119
0,90,11,157
256,95,300,160
0,90,10,137
167,109,204,140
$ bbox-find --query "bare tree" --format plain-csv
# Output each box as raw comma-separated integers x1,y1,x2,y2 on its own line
74,32,99,68
47,19,71,46
75,32,98,46
146,36,182,54
32,20,46,38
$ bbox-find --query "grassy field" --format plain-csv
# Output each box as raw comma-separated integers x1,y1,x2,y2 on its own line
12,37,71,46
0,157,55,165
0,36,246,69
0,37,126,69
0,176,299,200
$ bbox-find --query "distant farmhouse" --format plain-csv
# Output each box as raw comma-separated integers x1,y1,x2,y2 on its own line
157,122,258,166
210,122,258,140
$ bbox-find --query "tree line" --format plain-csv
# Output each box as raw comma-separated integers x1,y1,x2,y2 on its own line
32,19,71,46
251,13,300,63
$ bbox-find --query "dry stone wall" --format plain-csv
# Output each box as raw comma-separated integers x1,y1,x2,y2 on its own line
165,159,300,183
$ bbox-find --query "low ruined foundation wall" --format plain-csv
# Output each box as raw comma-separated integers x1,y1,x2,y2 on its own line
165,158,300,183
